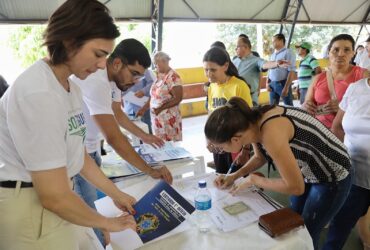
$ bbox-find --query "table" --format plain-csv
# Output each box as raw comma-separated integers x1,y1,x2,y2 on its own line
108,166,313,250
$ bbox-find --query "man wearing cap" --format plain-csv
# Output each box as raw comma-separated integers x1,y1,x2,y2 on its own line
357,36,370,70
296,41,322,104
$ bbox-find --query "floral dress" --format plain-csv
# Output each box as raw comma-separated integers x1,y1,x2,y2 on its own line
150,69,182,141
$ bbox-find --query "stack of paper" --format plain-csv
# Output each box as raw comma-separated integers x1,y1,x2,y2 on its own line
135,141,192,165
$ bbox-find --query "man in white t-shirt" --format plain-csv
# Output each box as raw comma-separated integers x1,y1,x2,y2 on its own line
358,36,370,70
71,39,172,245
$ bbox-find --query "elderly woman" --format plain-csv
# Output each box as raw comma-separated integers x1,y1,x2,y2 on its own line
303,34,369,128
140,52,183,141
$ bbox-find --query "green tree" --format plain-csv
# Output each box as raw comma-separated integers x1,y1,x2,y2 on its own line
7,25,47,68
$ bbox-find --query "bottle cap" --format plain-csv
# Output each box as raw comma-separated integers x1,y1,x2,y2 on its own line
198,180,206,188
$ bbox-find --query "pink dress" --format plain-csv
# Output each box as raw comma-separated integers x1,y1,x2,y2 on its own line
313,66,366,128
150,69,182,141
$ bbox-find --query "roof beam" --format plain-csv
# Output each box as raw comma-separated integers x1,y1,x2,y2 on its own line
287,0,303,47
251,0,276,19
0,12,8,19
182,0,199,19
279,0,291,33
341,0,369,22
355,3,370,43
301,2,311,23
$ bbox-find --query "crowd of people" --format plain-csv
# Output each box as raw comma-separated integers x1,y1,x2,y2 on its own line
0,0,370,249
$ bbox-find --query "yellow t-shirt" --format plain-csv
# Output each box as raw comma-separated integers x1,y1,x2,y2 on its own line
207,76,252,112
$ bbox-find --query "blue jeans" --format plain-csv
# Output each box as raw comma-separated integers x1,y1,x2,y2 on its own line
299,88,308,104
290,173,352,250
322,184,370,250
269,80,293,106
74,151,104,246
141,109,152,134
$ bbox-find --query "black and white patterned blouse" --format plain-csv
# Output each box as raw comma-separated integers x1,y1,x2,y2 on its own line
257,106,351,183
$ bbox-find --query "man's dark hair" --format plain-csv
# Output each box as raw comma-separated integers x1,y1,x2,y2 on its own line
239,37,252,49
239,34,249,39
43,0,120,65
108,39,151,68
273,33,286,45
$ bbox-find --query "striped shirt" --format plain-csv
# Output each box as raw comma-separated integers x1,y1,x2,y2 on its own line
298,55,319,89
257,106,351,183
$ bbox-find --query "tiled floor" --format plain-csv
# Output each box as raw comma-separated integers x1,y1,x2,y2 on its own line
182,114,363,250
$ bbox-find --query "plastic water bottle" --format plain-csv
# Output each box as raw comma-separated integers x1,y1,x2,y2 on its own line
194,180,212,233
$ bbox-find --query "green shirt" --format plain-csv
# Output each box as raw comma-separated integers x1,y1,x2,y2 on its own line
298,55,319,89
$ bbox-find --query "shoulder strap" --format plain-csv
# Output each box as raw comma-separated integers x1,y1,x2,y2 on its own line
260,114,283,130
326,69,337,100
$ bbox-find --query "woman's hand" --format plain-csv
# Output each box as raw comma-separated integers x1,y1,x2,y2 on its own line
302,100,317,115
141,134,165,148
149,166,173,184
214,173,237,189
322,99,339,114
152,107,163,116
229,174,255,195
112,192,137,215
104,214,137,232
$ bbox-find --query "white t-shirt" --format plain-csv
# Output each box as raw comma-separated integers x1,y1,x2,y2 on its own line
70,68,121,153
358,52,370,70
0,60,85,182
340,78,370,189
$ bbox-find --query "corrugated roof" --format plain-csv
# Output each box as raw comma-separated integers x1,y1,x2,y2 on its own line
0,0,369,24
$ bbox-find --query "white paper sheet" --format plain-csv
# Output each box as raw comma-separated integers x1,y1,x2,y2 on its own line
173,173,276,232
123,91,149,107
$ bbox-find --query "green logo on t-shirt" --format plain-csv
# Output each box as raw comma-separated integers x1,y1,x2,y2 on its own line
68,112,86,140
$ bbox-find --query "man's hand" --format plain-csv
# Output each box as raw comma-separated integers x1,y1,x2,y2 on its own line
135,90,145,98
149,166,173,184
136,106,148,117
276,59,290,68
141,134,165,148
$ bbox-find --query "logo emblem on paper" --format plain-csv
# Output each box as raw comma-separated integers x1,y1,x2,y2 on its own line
137,213,159,234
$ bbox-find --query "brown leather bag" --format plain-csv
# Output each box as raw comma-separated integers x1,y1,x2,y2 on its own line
258,207,305,238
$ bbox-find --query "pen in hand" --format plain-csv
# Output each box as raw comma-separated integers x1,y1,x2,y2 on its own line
224,162,237,177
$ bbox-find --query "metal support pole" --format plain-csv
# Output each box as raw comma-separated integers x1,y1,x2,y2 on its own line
287,0,303,47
